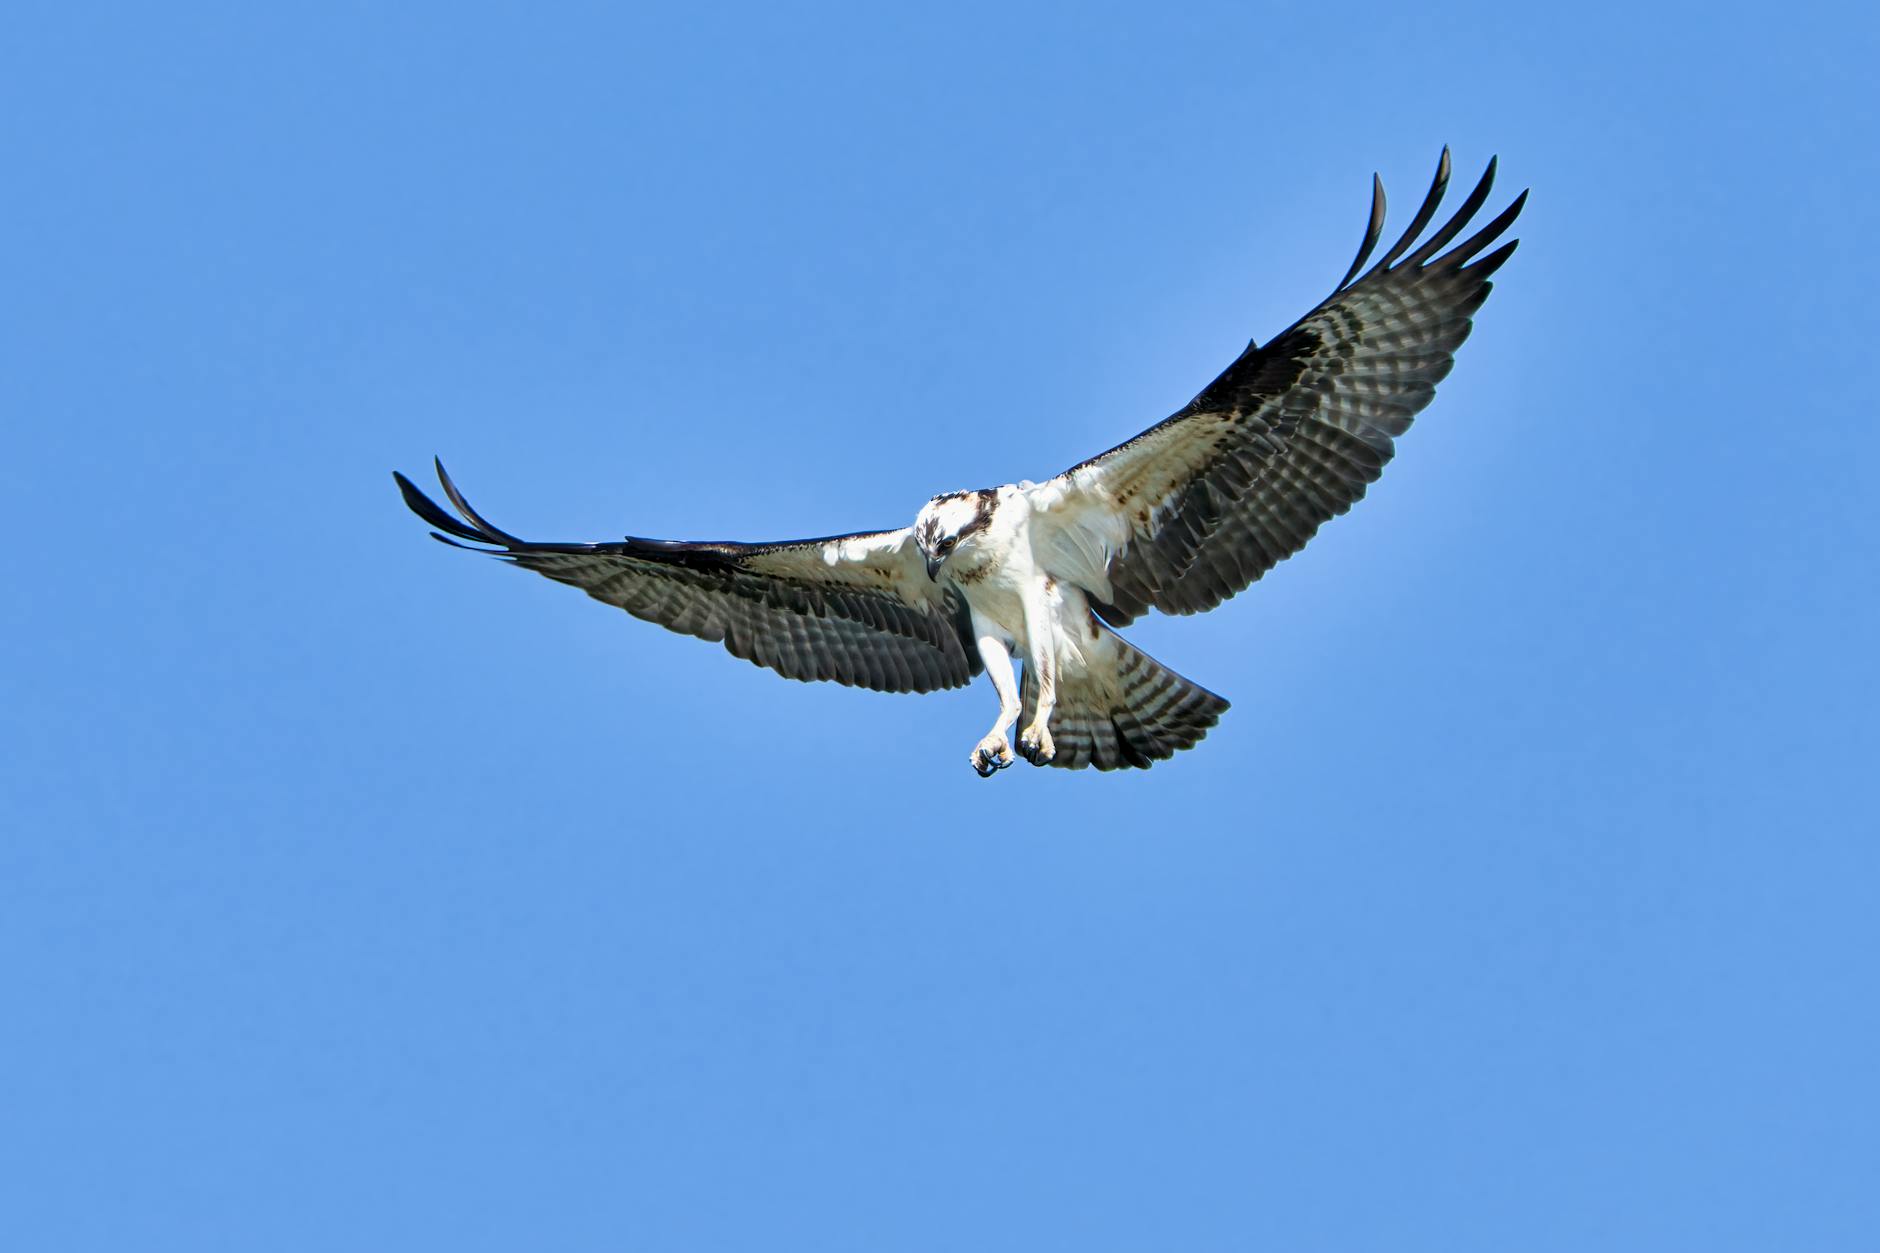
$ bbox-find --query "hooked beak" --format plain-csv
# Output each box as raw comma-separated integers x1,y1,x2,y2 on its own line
925,553,944,582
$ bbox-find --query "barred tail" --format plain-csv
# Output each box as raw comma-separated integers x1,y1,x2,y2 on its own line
1020,630,1229,771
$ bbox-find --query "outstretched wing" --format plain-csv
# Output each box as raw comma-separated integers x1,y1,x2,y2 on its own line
1028,149,1526,625
396,461,981,693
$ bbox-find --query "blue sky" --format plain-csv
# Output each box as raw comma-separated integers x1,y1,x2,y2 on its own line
4,2,1876,1248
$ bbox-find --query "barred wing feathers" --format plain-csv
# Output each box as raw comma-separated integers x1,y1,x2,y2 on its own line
396,461,980,693
1030,150,1525,626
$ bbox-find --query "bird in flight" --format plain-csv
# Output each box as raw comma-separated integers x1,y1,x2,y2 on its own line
397,150,1524,775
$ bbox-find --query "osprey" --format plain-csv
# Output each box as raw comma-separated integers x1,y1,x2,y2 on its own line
397,150,1524,775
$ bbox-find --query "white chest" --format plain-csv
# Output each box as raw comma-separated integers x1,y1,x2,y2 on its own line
955,548,1033,634
936,491,1022,623
950,498,1081,652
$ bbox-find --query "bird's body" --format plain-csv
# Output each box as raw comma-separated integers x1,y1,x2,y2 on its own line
907,482,1228,773
397,150,1526,774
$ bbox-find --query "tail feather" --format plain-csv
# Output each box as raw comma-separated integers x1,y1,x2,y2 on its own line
1020,630,1229,771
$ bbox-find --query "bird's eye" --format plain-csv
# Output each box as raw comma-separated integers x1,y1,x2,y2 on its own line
940,537,955,552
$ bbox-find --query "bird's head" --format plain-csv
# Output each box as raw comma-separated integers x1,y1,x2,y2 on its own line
914,489,995,581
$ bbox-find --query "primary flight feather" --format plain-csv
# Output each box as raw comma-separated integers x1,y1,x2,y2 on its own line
397,149,1525,774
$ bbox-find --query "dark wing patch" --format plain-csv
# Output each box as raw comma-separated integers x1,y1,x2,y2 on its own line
396,461,980,693
1053,149,1525,625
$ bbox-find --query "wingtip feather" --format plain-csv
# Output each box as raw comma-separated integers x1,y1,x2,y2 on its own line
1445,188,1529,269
1463,237,1521,278
1334,172,1389,290
432,460,526,547
1363,147,1457,280
1402,156,1500,268
396,467,491,543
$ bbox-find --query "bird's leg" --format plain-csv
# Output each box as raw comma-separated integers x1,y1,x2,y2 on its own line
1016,580,1058,765
969,631,1020,777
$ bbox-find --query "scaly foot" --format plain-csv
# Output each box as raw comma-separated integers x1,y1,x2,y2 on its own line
970,733,1015,777
1017,722,1056,765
